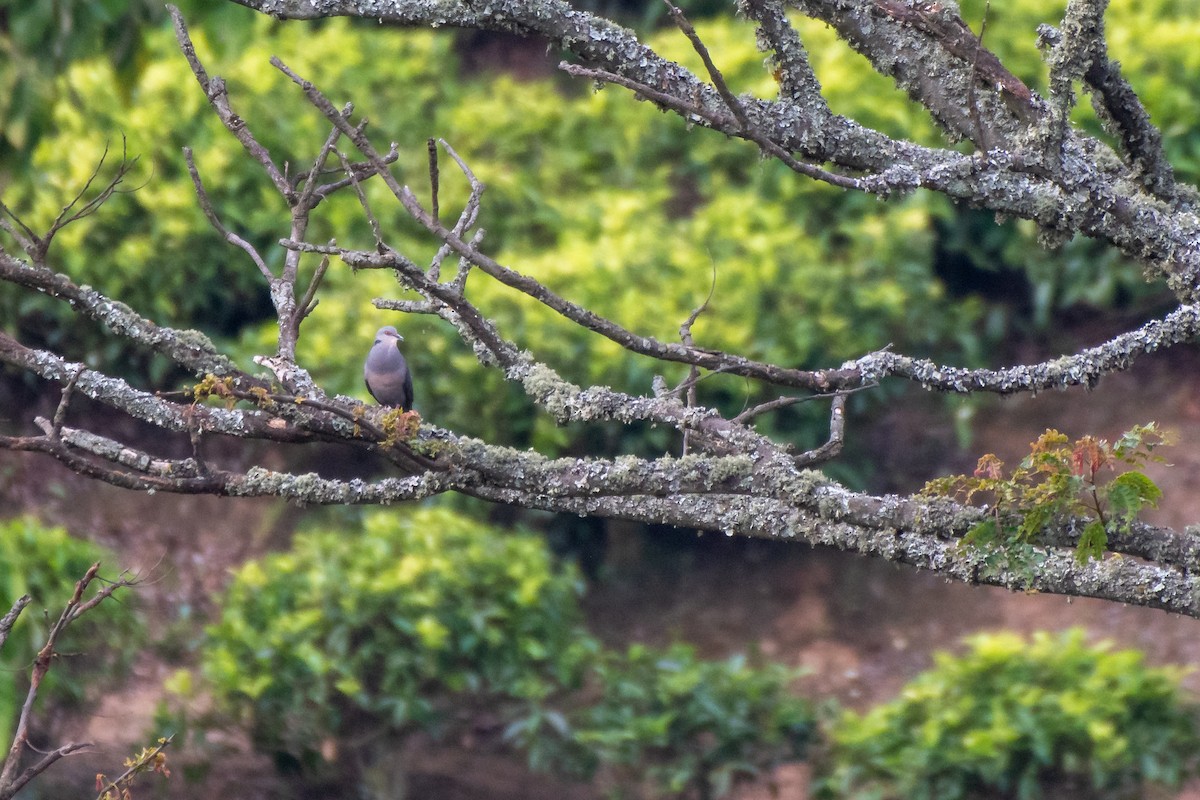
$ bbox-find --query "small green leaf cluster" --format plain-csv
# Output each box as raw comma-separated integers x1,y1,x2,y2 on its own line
0,516,142,749
197,507,814,797
817,629,1200,800
923,423,1168,567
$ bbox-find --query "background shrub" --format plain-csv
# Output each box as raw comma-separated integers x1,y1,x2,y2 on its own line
197,507,814,797
818,629,1200,800
201,506,594,774
561,643,814,799
0,516,141,750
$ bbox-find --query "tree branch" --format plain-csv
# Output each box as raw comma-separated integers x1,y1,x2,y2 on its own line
4,0,1200,638
0,565,139,800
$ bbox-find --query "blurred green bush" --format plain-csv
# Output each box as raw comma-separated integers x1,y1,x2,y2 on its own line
559,642,813,798
194,506,813,797
0,0,261,168
0,516,141,750
817,629,1200,800
201,507,592,770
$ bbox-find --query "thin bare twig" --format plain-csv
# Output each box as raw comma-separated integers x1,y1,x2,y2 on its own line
793,392,846,467
664,0,749,129
44,139,139,244
337,149,387,250
447,229,484,293
309,144,402,200
0,200,38,253
559,62,866,191
678,261,717,455
168,4,294,203
183,147,273,280
428,137,440,224
0,596,31,653
732,383,873,425
294,107,351,214
3,140,140,263
0,564,139,800
429,139,485,283
298,253,331,320
50,366,85,437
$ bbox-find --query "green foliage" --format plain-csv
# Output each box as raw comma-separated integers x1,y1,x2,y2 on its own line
0,516,141,749
201,507,596,770
8,2,1200,454
197,507,814,797
0,0,252,167
558,643,814,799
818,629,1200,800
923,423,1168,570
4,11,969,455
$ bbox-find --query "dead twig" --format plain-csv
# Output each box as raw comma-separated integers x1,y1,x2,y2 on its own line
169,4,293,203
678,260,718,455
0,596,31,653
183,147,273,281
793,393,846,467
0,564,140,800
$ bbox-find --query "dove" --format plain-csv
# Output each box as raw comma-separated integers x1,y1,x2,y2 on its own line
363,326,414,412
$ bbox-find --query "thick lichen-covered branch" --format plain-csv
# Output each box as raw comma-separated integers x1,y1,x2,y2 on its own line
0,253,235,376
854,304,1200,393
5,1,1200,630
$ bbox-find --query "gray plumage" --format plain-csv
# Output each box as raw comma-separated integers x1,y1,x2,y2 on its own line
364,326,414,411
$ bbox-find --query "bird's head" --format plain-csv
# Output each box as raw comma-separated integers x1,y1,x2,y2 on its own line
375,325,404,345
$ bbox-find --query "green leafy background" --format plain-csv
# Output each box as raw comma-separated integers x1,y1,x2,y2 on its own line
5,0,1195,464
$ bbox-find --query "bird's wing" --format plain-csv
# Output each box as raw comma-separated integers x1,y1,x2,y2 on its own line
402,364,414,412
365,377,379,404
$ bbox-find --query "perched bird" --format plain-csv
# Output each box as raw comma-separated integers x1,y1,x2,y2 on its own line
363,325,414,411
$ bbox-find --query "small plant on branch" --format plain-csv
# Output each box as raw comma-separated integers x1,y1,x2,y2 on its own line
923,423,1169,570
94,737,172,800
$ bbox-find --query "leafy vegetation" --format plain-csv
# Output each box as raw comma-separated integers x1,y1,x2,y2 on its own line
818,629,1200,800
200,508,592,773
923,423,1168,569
10,1,1199,459
564,643,813,799
192,507,813,797
0,517,141,750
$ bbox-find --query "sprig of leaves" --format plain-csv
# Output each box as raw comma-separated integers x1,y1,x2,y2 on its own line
923,423,1169,569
